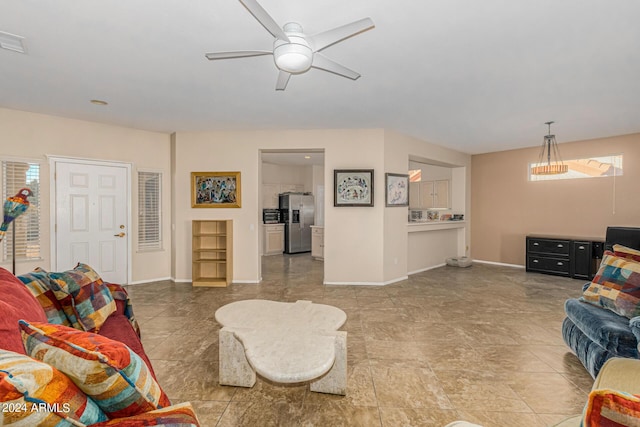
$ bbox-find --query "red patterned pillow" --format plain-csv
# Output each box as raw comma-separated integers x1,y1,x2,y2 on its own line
19,321,171,419
583,388,640,426
48,263,116,332
0,349,107,425
17,268,71,326
614,244,640,263
91,402,201,426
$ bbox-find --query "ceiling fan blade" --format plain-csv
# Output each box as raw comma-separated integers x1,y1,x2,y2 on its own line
239,0,290,42
311,53,361,80
205,50,272,60
310,17,374,52
276,70,291,91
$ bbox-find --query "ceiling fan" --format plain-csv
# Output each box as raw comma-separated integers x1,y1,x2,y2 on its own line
205,0,375,91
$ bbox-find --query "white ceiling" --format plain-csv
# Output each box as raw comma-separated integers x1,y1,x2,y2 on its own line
1,0,639,155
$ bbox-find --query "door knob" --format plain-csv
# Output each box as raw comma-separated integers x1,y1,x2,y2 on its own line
114,232,126,238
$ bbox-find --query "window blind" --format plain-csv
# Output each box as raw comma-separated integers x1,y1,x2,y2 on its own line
1,161,41,261
138,171,162,250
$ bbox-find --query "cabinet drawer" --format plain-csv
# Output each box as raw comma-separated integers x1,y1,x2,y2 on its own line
527,255,571,276
527,238,570,255
312,228,324,235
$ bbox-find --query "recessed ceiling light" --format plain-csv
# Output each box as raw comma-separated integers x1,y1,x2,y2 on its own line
0,30,26,54
90,99,108,106
304,155,311,159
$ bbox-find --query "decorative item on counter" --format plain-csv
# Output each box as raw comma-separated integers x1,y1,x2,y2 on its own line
426,211,439,221
1,187,33,274
452,214,464,221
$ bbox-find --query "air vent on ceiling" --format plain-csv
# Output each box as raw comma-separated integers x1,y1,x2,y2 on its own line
0,31,26,54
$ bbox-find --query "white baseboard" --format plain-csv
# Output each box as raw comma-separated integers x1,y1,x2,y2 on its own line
473,259,525,269
407,263,446,276
323,275,409,286
127,276,173,285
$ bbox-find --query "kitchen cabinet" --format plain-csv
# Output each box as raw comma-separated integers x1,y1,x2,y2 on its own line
262,184,305,208
192,220,233,287
280,184,305,193
311,226,324,260
263,224,284,256
262,184,280,209
409,180,450,209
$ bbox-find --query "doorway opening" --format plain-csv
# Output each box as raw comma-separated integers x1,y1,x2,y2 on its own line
259,149,325,283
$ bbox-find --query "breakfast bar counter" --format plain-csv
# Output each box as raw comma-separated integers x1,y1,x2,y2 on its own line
407,221,467,274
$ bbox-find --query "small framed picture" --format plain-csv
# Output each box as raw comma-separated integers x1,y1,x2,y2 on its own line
427,210,439,221
385,173,409,207
191,171,241,208
334,169,374,207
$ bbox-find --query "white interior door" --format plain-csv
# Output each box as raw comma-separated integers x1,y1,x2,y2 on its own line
54,160,129,284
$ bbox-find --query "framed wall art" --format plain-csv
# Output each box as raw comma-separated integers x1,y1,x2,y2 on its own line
334,169,374,207
385,173,409,207
191,171,241,208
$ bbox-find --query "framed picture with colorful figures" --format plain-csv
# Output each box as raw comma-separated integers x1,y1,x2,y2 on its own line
334,169,374,207
191,171,241,208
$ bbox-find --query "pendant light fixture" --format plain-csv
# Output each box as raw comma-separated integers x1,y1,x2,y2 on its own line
531,121,568,175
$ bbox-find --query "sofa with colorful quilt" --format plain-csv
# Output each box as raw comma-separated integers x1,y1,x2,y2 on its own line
562,226,640,379
0,264,200,426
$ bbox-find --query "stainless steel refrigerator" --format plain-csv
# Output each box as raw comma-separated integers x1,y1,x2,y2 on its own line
279,192,314,254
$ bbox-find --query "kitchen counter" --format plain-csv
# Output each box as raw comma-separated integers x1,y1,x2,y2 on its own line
407,221,466,232
407,221,467,274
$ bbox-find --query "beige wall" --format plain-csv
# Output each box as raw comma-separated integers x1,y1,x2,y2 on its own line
172,129,388,284
471,133,640,266
0,107,471,285
384,130,472,279
0,108,172,282
172,128,471,285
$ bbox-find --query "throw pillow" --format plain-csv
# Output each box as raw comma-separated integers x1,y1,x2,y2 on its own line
19,320,171,420
0,349,107,426
581,251,640,318
0,267,47,354
91,402,201,427
614,244,640,263
582,388,640,427
48,263,116,332
17,268,71,326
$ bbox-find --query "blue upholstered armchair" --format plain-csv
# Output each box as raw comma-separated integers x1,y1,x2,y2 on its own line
562,226,640,378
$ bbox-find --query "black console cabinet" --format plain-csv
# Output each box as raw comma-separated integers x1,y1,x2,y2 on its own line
526,236,603,280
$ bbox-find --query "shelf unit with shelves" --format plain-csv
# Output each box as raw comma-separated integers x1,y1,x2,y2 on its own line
192,220,233,287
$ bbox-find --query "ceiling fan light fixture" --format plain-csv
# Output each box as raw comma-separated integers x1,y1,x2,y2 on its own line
274,38,312,74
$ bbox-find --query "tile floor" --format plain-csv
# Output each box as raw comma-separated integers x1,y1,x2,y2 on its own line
127,255,594,427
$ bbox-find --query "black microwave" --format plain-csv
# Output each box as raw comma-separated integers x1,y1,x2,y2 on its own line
263,209,280,224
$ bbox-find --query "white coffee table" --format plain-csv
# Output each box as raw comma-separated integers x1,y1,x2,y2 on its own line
215,299,348,395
